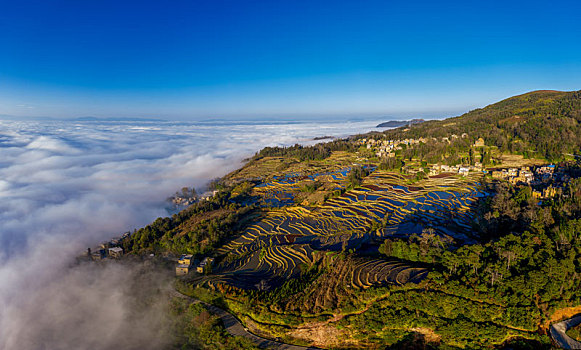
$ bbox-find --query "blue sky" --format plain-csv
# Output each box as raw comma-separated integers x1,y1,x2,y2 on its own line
0,0,579,120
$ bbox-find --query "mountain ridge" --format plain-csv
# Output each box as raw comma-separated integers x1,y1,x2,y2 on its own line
376,119,425,128
379,89,581,160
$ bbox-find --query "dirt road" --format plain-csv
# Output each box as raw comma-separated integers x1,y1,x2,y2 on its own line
551,314,581,349
172,289,319,350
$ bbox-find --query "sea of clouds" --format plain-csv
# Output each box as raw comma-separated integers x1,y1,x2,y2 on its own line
0,118,381,350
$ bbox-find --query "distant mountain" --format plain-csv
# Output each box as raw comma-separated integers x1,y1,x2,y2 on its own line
74,116,167,122
313,135,335,140
376,119,425,128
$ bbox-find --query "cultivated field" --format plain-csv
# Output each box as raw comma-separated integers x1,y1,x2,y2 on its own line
198,157,484,292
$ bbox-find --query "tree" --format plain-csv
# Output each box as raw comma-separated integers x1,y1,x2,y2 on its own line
500,250,517,270
347,165,368,188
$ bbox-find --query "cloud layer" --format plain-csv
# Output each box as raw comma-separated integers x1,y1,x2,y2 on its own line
0,118,380,349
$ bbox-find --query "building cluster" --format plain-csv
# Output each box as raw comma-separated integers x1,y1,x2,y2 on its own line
199,190,219,201
429,162,483,176
358,134,488,177
168,188,219,211
197,257,214,273
176,254,193,276
532,185,559,200
175,254,214,276
491,165,571,185
170,195,197,207
359,137,428,158
359,133,477,160
492,164,572,200
87,233,128,261
441,133,470,143
491,166,535,184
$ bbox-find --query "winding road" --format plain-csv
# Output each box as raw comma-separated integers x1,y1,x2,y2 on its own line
175,288,581,349
172,289,319,350
551,314,581,349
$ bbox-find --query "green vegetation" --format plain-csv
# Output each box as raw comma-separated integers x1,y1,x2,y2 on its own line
372,177,581,346
567,323,581,342
122,190,255,255
300,180,323,193
378,157,405,171
170,298,259,350
117,90,581,349
379,90,581,162
346,165,369,188
256,140,356,161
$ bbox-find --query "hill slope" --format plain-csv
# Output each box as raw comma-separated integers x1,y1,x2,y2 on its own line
120,90,581,349
381,90,581,160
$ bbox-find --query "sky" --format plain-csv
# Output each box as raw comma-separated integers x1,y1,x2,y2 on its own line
0,0,580,119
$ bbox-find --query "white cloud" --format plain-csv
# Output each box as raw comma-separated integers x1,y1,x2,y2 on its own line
0,118,380,349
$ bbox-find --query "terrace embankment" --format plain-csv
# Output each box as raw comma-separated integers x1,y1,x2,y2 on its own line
205,168,483,293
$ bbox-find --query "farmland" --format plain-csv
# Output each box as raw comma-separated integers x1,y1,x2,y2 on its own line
125,148,580,348
179,160,577,347
120,91,581,349
170,150,511,348
203,161,483,294
155,142,578,349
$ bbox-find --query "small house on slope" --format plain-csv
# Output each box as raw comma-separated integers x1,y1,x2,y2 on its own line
108,247,124,258
176,264,191,276
178,254,194,266
196,257,214,274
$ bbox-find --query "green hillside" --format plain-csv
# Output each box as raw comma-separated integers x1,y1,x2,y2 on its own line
119,90,581,349
381,90,581,160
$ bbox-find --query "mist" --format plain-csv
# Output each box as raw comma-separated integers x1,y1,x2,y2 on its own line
0,118,380,350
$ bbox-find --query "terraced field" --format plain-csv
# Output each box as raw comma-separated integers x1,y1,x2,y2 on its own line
349,258,428,288
205,244,316,290
248,167,355,206
202,168,484,292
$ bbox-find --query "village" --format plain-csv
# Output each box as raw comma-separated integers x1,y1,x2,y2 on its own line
358,134,487,176
81,236,216,279
84,232,130,261
175,254,214,276
359,133,475,159
491,164,571,200
358,134,572,201
167,187,220,212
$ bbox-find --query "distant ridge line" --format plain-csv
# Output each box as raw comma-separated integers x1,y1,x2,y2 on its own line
376,119,425,128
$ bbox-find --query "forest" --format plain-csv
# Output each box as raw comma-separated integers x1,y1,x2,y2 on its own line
122,190,255,255
376,174,581,338
255,140,356,161
379,90,581,161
